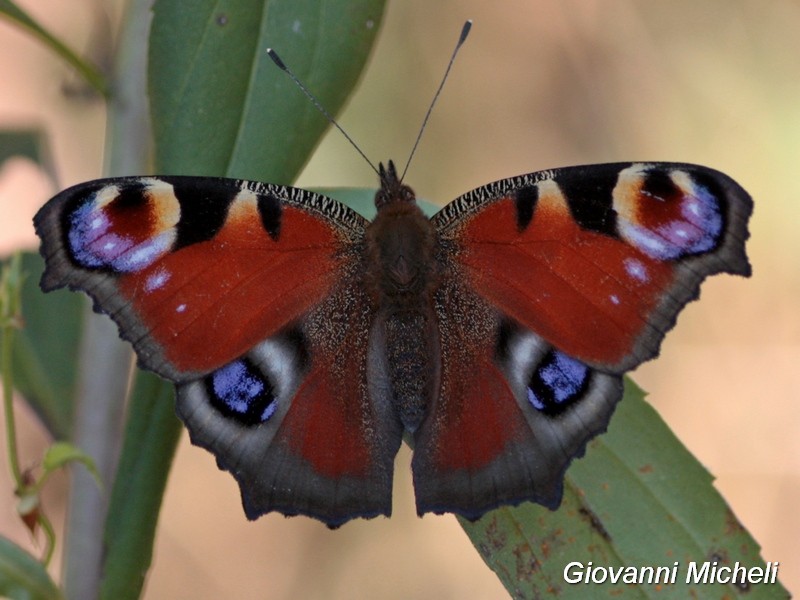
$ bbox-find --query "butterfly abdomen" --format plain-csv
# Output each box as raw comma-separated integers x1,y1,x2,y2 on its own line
381,309,441,432
363,192,443,433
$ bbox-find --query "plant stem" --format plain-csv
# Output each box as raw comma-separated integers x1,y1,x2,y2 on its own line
0,0,108,96
61,316,131,600
39,509,56,567
60,0,152,598
1,254,23,488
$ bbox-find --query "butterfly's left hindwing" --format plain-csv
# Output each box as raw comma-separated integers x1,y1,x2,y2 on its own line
34,176,403,526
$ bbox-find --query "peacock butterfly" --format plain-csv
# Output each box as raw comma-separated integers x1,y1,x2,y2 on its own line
33,24,752,528
34,160,751,527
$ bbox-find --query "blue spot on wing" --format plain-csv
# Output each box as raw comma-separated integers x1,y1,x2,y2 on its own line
68,202,108,267
680,182,723,254
207,359,277,425
527,351,590,415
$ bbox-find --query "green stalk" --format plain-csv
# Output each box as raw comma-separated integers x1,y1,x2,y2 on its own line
0,0,108,96
1,254,23,488
38,510,56,567
60,1,152,598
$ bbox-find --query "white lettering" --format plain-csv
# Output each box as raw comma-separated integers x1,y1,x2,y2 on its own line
563,562,584,584
653,565,674,584
767,562,780,584
716,565,731,584
732,562,748,584
620,568,639,584
566,560,781,587
686,561,711,584
564,562,682,586
591,568,608,584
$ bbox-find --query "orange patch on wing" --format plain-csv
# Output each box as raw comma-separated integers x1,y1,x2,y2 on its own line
458,189,673,367
120,205,344,373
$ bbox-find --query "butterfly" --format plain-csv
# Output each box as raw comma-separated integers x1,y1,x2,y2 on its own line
34,159,751,527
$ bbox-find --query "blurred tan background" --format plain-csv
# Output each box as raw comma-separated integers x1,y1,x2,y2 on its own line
1,0,798,598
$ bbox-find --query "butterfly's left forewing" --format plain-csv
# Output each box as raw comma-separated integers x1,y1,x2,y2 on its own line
35,177,403,526
412,162,751,518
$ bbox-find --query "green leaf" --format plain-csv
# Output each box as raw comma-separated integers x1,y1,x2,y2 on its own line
0,536,62,600
3,252,82,439
97,3,388,598
42,442,101,487
460,380,789,599
99,372,181,600
0,130,46,165
149,0,387,181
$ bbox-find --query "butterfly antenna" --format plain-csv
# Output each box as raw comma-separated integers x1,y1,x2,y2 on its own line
400,20,472,182
266,48,380,176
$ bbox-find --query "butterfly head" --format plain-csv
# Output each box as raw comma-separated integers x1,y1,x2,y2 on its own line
375,161,416,211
